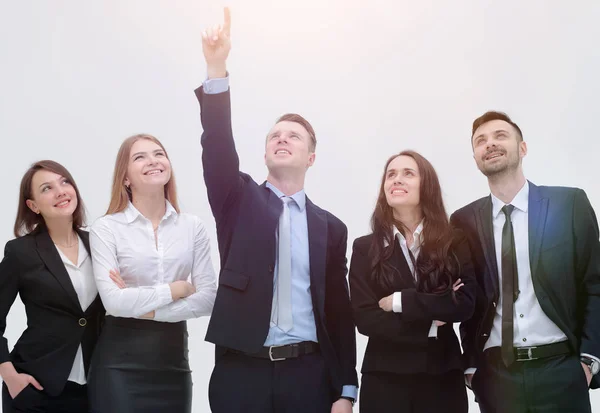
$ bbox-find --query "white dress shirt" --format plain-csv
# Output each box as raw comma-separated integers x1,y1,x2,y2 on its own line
54,236,97,385
388,222,438,338
90,201,217,322
485,181,567,350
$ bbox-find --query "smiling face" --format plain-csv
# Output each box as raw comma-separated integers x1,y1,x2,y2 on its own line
26,170,78,222
264,120,315,174
472,119,527,177
125,138,172,194
383,155,421,210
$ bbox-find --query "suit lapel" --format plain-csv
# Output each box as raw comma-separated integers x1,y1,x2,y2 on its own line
528,182,548,279
306,198,327,318
476,197,500,294
388,241,416,288
77,229,91,255
261,182,285,228
35,231,83,312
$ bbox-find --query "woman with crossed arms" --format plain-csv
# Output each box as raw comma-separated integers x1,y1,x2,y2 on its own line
87,134,217,412
349,150,477,413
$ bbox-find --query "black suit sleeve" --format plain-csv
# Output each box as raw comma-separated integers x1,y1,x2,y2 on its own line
450,212,484,370
349,241,431,345
400,233,476,323
0,242,19,363
195,86,243,223
573,190,600,365
325,224,358,389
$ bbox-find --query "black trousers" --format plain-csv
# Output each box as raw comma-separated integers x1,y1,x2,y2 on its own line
2,381,87,413
88,316,192,413
359,369,468,413
472,350,591,413
209,350,332,413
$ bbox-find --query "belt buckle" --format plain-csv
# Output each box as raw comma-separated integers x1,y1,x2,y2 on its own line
269,345,286,362
516,346,538,361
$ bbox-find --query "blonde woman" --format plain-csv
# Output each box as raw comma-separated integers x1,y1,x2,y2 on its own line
87,134,217,412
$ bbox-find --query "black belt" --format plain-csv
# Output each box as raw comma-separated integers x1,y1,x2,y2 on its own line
486,340,571,362
235,341,319,361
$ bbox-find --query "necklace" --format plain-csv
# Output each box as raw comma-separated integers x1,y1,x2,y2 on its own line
53,233,78,248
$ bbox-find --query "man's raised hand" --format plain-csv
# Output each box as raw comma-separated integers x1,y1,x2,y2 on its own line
202,7,231,79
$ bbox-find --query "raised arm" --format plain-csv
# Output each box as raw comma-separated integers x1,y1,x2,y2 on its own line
196,7,243,223
153,218,218,322
90,220,174,318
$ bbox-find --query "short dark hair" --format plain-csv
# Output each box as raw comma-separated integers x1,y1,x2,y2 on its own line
472,111,523,142
275,113,317,152
14,160,86,237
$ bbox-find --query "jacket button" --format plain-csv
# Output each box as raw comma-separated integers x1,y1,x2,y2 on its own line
79,318,87,327
492,301,497,308
268,265,274,273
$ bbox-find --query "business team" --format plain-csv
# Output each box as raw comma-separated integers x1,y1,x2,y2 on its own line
0,6,598,413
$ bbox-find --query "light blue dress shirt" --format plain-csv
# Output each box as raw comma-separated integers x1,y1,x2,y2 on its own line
203,75,358,401
264,183,318,346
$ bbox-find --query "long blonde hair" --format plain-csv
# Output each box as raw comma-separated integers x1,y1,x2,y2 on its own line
106,134,180,215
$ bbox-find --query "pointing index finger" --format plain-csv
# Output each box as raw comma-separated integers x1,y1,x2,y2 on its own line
223,7,231,35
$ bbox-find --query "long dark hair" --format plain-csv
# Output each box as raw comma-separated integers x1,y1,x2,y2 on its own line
369,150,459,294
14,160,86,237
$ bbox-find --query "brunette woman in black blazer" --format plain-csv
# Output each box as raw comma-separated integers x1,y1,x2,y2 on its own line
0,160,104,413
349,151,477,413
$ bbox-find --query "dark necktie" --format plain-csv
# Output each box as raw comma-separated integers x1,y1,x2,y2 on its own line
501,204,519,366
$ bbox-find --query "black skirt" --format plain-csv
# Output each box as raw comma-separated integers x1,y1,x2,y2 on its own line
88,316,192,413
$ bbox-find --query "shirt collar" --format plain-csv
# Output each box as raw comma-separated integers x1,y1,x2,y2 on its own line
384,220,424,248
123,200,179,224
56,235,88,268
491,180,529,218
265,181,306,211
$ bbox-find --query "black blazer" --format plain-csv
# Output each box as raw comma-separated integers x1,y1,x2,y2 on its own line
450,182,600,388
195,87,358,397
349,231,476,376
0,229,104,396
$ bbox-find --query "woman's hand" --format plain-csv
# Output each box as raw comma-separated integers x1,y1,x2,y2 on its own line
0,362,43,399
109,269,126,289
378,294,394,312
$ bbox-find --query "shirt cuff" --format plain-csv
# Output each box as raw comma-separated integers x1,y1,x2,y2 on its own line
156,283,174,306
581,353,600,365
392,292,402,313
203,75,229,94
341,385,358,401
464,367,477,375
428,321,438,338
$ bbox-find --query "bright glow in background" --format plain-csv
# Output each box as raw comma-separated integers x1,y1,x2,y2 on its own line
1,1,599,411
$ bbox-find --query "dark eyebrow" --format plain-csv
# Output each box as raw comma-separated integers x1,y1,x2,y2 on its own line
38,176,65,189
387,167,416,174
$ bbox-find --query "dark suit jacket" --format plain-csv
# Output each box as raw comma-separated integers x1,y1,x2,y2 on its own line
195,87,358,397
450,182,600,388
349,231,476,375
0,229,104,396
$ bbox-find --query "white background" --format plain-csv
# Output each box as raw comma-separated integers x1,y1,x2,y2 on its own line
1,1,599,411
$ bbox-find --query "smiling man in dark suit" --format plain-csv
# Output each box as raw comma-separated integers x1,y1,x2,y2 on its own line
194,8,357,413
450,111,600,412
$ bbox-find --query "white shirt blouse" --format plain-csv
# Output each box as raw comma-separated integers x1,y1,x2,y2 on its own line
54,235,97,385
89,201,217,323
